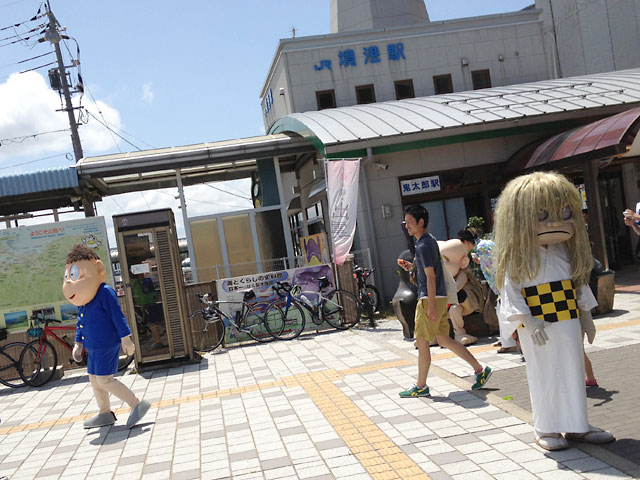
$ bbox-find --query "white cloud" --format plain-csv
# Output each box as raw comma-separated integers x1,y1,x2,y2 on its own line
0,71,122,166
141,82,154,104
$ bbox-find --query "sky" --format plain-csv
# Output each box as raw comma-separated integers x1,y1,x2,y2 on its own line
0,0,533,247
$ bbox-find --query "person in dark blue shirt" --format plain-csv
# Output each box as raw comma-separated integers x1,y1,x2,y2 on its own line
399,205,492,398
63,244,150,429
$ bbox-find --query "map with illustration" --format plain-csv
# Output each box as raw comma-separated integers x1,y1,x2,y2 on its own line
0,217,113,330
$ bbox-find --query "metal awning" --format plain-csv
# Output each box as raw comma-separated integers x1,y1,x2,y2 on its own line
0,167,87,216
76,133,315,195
270,68,640,157
523,106,640,169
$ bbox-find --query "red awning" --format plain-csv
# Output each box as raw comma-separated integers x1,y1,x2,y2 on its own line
523,106,640,170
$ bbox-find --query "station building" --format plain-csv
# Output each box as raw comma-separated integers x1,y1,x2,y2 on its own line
260,0,640,299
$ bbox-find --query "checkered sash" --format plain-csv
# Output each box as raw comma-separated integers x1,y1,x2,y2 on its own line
521,279,580,323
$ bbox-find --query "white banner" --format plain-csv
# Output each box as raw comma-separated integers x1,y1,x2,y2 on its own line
326,159,360,265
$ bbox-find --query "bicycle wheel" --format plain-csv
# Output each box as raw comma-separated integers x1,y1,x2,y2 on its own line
242,303,280,343
360,285,381,320
0,342,34,388
264,300,306,340
189,311,225,353
19,339,58,387
117,348,135,371
322,289,361,330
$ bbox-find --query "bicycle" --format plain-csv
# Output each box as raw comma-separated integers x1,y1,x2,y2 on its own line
0,328,36,389
19,314,135,387
264,277,361,340
354,265,380,327
189,289,281,353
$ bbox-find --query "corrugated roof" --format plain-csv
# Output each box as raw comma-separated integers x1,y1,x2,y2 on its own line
0,166,79,197
270,68,640,156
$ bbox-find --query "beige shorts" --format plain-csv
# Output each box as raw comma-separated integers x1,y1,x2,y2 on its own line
414,297,450,341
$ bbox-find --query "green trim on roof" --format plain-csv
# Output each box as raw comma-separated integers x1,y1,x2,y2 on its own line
323,119,587,158
271,115,590,159
269,117,326,156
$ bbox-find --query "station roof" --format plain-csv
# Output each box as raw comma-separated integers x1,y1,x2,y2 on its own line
0,166,85,216
270,68,640,158
76,133,316,196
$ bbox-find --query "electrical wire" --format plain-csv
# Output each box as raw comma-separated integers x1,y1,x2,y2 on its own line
0,128,70,144
18,59,55,73
82,84,121,153
0,152,69,171
204,183,251,201
155,189,251,208
0,50,52,70
86,111,143,151
0,23,43,42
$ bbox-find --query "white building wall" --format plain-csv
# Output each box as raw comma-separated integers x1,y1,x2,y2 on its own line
536,0,640,78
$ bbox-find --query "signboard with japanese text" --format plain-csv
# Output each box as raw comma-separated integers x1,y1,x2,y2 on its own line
0,217,113,330
216,264,334,345
326,159,360,265
314,42,406,71
400,175,441,196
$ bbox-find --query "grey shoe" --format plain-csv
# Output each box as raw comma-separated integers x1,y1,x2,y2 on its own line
84,411,117,429
126,400,151,429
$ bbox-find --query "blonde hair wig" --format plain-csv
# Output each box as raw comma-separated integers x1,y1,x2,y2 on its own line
494,171,593,289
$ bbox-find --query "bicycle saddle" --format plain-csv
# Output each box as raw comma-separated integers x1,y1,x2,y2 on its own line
241,290,256,301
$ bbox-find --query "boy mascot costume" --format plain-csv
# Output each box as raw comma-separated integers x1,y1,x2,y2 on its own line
494,172,614,451
62,244,151,429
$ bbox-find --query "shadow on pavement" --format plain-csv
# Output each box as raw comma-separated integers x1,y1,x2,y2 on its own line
587,386,619,407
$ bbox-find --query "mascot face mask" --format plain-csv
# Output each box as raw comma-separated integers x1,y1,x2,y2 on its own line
62,259,107,307
537,204,575,245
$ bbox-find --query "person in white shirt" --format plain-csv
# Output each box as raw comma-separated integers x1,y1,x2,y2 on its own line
494,172,614,451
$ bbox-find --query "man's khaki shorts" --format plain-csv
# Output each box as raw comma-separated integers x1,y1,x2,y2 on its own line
414,297,450,341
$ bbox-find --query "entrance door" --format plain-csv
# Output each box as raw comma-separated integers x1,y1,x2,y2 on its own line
122,230,171,361
422,196,481,241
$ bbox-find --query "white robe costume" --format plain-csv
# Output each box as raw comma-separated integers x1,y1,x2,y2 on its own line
500,243,597,433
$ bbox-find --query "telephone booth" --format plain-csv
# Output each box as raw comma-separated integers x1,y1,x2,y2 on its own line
113,209,193,366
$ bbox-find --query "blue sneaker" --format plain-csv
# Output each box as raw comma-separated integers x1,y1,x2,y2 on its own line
399,385,430,398
471,366,492,390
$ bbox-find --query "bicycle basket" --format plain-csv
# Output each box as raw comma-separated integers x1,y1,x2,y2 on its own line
27,326,44,338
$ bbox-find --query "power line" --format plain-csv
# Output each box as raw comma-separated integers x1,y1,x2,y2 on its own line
18,59,55,73
86,111,142,151
204,183,251,201
155,189,251,208
0,50,52,70
0,152,69,171
0,127,70,144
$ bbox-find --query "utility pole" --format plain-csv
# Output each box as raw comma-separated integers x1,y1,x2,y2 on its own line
44,0,95,216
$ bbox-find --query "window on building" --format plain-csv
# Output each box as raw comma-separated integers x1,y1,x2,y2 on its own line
316,90,336,110
433,74,453,94
394,79,415,100
355,84,376,104
472,70,492,90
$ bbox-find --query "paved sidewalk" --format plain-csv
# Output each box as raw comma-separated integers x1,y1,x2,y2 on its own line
0,288,638,479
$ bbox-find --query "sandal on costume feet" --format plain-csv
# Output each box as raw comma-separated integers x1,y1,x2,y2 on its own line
534,431,569,451
565,427,615,444
585,379,599,387
126,400,151,429
84,411,116,429
497,346,517,354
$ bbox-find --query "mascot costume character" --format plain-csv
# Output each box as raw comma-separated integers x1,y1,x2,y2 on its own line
62,244,151,429
494,172,614,451
438,228,478,345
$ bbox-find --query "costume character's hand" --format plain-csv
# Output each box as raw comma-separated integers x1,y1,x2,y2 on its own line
121,335,135,355
72,343,83,363
522,315,549,346
580,309,596,344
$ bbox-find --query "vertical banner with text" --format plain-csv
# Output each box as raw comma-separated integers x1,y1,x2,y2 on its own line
326,159,360,265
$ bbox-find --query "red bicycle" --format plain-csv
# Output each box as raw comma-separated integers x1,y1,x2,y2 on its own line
19,314,134,387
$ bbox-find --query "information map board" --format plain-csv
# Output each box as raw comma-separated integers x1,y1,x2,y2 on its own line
0,217,113,330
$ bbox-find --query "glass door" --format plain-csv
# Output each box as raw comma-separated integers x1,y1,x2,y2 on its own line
122,231,171,361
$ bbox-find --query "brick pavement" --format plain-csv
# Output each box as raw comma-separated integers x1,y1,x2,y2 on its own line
0,286,638,479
